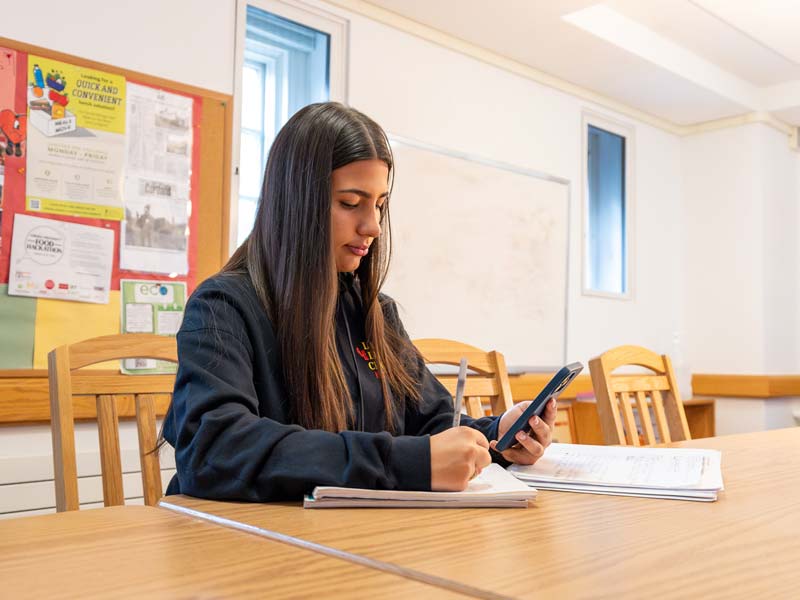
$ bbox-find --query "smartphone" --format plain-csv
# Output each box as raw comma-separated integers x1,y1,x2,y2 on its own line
494,362,583,452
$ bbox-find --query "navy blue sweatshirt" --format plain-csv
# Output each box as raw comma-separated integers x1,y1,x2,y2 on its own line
163,271,501,501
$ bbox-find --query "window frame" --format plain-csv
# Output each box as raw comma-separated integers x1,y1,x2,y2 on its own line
230,0,349,255
581,110,635,300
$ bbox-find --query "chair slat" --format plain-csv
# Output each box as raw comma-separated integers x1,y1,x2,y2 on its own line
72,373,176,395
618,392,640,446
589,356,627,445
597,345,666,373
70,394,172,420
136,394,164,506
635,391,657,445
49,348,80,512
611,375,670,393
663,355,691,441
435,376,498,397
413,339,497,374
489,350,514,415
96,395,125,506
465,397,484,419
651,389,672,443
70,334,178,370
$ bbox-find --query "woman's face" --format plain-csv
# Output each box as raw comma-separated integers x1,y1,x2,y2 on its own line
330,158,388,272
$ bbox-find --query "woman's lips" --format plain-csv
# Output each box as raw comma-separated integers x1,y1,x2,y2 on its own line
347,245,369,257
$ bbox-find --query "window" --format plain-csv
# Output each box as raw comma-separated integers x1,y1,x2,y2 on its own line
583,114,633,297
233,0,347,248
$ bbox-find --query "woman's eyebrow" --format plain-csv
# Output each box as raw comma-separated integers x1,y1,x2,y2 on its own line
335,188,390,198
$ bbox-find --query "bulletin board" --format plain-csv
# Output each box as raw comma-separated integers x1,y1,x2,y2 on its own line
0,37,233,424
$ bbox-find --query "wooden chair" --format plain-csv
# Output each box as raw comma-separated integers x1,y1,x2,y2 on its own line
412,338,514,418
588,345,691,446
48,333,177,511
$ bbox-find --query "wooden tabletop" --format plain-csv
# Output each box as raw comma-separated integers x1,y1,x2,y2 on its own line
0,504,470,599
161,428,800,600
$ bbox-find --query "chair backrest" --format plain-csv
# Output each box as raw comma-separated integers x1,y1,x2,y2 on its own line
588,345,690,446
412,338,514,418
48,333,177,511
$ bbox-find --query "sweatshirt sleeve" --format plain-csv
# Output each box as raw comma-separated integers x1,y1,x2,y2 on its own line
164,281,432,502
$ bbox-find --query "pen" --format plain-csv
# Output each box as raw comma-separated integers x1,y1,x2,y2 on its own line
452,357,468,428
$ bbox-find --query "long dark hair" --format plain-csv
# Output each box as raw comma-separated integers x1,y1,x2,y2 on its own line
223,102,420,432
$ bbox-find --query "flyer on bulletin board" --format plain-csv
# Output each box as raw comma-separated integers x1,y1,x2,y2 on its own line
8,213,114,304
120,279,185,374
120,82,193,275
25,55,126,220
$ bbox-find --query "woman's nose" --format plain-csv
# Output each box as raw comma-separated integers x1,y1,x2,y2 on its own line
359,208,381,238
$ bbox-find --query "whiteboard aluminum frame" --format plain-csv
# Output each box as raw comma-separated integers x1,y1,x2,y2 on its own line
387,134,572,369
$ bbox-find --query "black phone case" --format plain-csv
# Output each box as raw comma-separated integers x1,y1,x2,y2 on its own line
494,362,583,452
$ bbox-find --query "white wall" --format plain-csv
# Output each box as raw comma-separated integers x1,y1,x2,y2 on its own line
683,123,799,374
761,128,799,373
1,0,236,93
341,10,686,373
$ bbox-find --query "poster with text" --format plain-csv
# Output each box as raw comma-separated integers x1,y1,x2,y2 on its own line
26,55,126,220
9,213,114,304
120,279,184,374
120,83,192,274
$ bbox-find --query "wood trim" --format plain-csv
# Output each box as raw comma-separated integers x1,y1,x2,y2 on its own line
12,369,795,425
197,94,232,282
4,369,597,425
508,373,594,402
0,371,172,425
692,374,800,398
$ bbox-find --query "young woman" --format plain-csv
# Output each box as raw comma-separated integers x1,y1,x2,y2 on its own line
163,102,556,501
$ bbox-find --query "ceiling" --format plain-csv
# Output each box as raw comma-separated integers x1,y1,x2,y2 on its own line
361,0,800,127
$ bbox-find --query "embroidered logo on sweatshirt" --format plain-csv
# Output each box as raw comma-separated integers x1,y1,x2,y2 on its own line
355,341,381,379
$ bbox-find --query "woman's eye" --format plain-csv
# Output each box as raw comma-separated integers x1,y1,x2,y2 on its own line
340,201,358,209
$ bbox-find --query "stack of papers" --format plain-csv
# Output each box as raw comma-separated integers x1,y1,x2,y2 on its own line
509,443,724,502
304,464,537,508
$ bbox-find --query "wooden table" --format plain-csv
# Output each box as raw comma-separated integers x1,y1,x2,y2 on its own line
0,504,469,599
161,428,800,599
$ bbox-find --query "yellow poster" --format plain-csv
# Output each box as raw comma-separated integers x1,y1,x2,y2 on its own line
33,292,121,369
26,56,126,220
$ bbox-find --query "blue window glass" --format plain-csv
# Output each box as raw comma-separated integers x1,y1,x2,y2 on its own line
587,124,627,294
237,7,331,245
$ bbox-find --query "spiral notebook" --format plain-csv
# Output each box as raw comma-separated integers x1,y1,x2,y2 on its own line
303,463,537,508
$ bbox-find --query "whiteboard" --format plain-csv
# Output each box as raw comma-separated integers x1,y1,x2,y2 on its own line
383,137,570,369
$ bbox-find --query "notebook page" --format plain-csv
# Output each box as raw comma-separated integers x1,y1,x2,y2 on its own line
311,464,534,501
510,443,721,489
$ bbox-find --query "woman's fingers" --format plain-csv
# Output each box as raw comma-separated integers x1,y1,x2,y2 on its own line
528,414,552,448
490,433,545,465
542,398,558,428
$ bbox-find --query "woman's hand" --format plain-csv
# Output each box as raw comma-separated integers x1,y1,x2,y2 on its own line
430,427,492,491
490,399,557,465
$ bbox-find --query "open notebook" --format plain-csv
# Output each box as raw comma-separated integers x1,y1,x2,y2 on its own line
304,463,537,508
509,443,724,502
